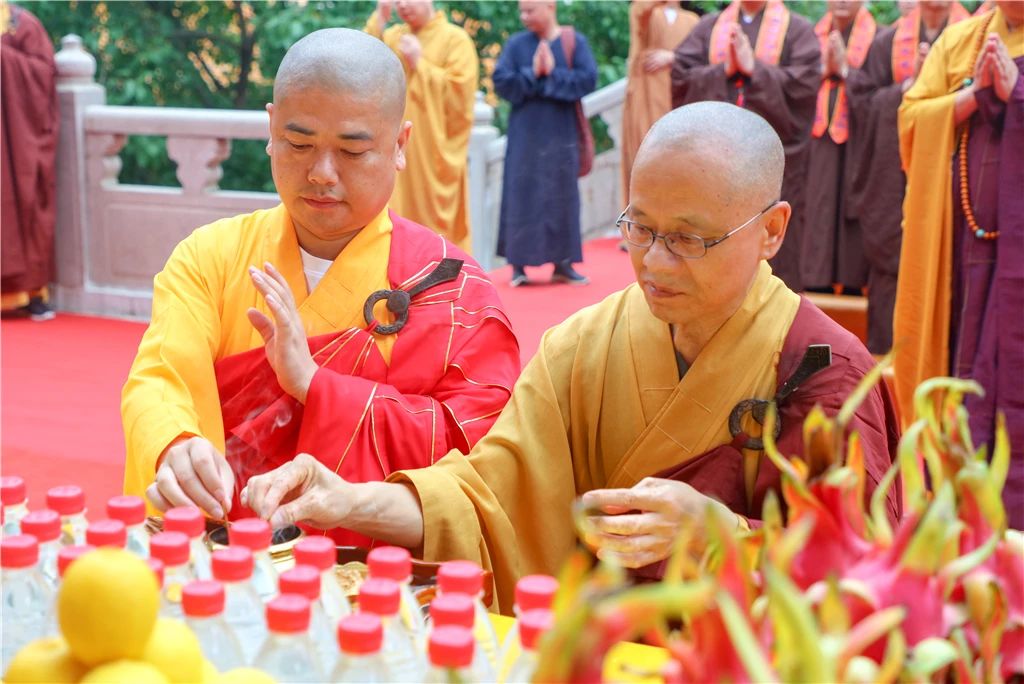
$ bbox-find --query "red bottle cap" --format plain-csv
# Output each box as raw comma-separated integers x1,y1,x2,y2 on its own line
279,564,321,601
429,592,474,628
212,546,254,582
85,519,127,548
518,608,554,651
437,560,484,596
358,577,401,617
293,536,334,572
147,557,165,587
20,509,60,543
0,476,26,505
229,518,271,552
164,506,204,539
106,495,146,526
515,574,559,612
1,534,39,568
46,485,85,516
367,546,411,582
182,580,225,617
57,545,95,577
428,625,474,669
266,594,310,633
337,613,383,655
149,531,190,566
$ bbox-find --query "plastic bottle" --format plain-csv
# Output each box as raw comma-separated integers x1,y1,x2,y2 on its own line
149,531,196,619
147,557,165,590
503,609,554,683
56,544,96,580
1,475,28,536
358,577,424,681
437,560,500,670
424,624,476,684
212,546,267,665
293,535,351,622
163,506,211,579
20,509,61,588
106,495,149,558
278,564,337,672
500,573,559,672
253,593,325,683
1,535,55,672
332,613,393,683
85,519,127,549
182,580,245,672
228,518,277,600
429,592,496,682
45,485,88,546
366,546,426,638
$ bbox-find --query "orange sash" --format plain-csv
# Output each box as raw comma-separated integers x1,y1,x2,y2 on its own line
709,0,790,67
891,3,970,84
812,8,876,144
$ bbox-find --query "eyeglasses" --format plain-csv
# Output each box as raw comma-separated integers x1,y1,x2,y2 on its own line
616,201,779,259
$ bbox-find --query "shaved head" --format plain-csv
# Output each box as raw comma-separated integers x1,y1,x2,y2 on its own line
636,102,784,213
274,28,407,126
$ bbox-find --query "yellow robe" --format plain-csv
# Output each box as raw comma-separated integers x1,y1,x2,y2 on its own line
390,263,800,612
121,205,392,501
894,8,1022,422
366,11,479,251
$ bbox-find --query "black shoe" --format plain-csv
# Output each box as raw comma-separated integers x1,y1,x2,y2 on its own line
551,262,589,286
510,267,528,288
24,296,55,321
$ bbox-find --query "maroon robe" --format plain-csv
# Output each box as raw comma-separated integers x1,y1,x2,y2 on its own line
0,5,58,302
671,8,821,292
949,64,1024,530
216,214,521,546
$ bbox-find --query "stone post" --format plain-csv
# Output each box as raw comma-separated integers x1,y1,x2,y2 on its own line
467,91,499,272
54,35,105,306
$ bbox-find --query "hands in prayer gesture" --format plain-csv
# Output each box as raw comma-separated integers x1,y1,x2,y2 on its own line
975,32,1020,102
247,262,318,405
148,436,235,520
725,25,755,78
398,34,422,70
825,30,848,79
241,453,349,530
642,48,675,74
904,41,931,92
533,39,555,78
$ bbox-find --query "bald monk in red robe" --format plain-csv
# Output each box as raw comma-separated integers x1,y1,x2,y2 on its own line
670,0,820,293
122,29,520,546
243,103,902,611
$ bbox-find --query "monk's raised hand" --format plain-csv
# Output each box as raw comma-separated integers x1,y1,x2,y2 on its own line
147,436,234,520
240,453,350,530
828,30,847,78
377,0,393,23
247,262,318,404
398,34,422,70
731,28,755,77
990,34,1019,103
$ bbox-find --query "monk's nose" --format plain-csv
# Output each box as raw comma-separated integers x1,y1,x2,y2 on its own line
308,152,340,186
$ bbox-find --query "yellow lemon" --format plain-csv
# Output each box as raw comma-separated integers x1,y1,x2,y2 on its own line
3,637,87,683
140,618,205,683
81,659,169,683
58,547,159,666
218,668,277,684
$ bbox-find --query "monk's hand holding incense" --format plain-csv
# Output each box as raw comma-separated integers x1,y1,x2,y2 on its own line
578,477,739,568
241,453,349,530
148,436,234,520
247,262,318,404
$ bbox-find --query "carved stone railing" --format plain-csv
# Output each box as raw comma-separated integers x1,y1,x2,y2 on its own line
52,34,625,317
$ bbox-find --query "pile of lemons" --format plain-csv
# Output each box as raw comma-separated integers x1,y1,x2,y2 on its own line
4,547,274,683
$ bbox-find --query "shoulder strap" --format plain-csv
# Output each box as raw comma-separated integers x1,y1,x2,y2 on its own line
559,26,576,67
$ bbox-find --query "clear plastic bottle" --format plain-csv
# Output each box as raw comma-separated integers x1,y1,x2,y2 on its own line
86,519,127,549
46,485,88,546
212,546,267,665
254,593,325,683
106,495,149,558
164,506,211,579
147,557,165,591
293,535,351,623
20,509,62,589
500,573,559,674
183,580,245,672
229,518,277,600
332,613,392,683
56,544,96,581
1,535,55,672
1,475,28,536
437,560,500,670
424,624,476,684
367,546,426,639
278,564,337,672
503,609,554,683
358,577,424,681
428,592,496,682
149,531,196,619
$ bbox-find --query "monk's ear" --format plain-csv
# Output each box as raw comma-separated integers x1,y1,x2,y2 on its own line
760,201,790,261
265,103,274,156
394,120,413,172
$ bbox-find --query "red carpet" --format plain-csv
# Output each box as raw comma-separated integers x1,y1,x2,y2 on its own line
0,238,635,514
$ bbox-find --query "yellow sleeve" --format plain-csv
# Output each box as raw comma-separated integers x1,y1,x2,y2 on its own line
898,32,955,173
121,229,226,500
407,29,479,149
